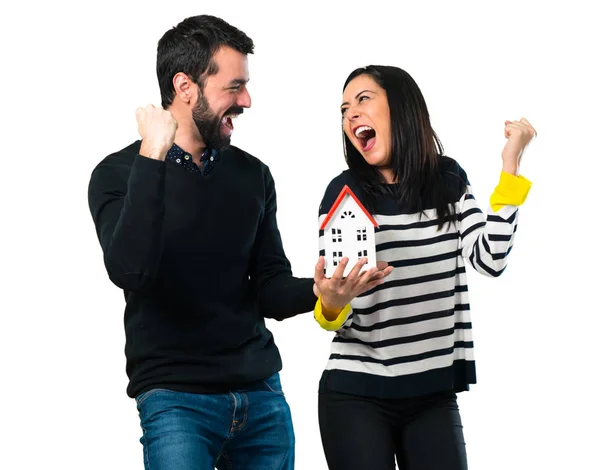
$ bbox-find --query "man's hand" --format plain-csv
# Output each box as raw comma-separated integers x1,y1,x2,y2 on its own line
135,104,178,161
314,256,393,320
501,117,537,175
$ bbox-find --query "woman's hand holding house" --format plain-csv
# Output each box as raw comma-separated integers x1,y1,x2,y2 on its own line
313,255,393,321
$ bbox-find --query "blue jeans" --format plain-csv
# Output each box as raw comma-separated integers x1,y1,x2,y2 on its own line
135,373,294,469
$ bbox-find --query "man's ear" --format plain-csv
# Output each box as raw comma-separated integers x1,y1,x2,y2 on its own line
173,72,195,105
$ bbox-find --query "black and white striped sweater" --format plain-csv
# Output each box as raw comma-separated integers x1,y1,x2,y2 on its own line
315,156,531,398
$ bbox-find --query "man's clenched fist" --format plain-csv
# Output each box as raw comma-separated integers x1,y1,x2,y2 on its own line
135,105,178,161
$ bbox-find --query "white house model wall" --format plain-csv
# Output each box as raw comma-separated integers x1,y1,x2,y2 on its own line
323,195,377,278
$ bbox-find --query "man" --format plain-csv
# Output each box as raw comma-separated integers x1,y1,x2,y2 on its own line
87,15,317,470
88,14,390,469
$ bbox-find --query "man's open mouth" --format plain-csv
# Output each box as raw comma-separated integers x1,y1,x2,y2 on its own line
220,114,237,135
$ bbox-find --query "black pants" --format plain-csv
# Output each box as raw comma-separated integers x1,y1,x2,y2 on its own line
318,389,468,470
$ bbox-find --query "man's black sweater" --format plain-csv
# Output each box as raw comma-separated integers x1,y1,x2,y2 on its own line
88,141,316,398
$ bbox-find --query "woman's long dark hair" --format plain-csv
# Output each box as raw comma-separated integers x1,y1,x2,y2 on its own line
343,65,459,229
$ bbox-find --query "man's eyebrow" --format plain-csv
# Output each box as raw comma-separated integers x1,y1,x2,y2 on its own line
340,89,373,108
227,78,249,87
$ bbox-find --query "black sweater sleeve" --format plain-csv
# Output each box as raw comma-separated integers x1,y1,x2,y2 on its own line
88,153,166,292
250,166,317,320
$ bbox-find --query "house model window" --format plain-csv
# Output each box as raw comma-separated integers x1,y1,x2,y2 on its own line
319,185,379,278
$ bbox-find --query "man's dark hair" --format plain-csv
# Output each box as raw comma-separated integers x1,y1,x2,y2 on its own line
157,15,254,108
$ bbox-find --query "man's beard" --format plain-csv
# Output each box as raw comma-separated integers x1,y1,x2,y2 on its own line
192,94,243,150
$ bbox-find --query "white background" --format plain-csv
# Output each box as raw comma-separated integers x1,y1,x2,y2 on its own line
2,0,599,468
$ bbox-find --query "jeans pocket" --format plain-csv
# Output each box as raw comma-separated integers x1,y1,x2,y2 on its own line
135,388,171,407
263,373,285,395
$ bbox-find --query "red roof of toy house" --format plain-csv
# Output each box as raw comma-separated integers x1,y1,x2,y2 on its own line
319,185,379,230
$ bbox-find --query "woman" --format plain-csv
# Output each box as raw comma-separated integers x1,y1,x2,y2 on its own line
312,65,536,469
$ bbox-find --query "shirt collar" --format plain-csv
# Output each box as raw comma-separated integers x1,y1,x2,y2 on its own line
165,143,219,176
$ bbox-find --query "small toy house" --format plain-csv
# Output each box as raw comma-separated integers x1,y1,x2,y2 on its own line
320,185,378,278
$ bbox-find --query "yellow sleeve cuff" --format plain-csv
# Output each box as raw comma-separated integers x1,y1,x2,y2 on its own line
489,171,532,212
314,296,352,331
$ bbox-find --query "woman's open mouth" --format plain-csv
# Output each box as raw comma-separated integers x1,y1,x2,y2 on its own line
354,125,376,151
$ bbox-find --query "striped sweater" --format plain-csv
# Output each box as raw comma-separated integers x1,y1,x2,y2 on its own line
315,156,531,398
